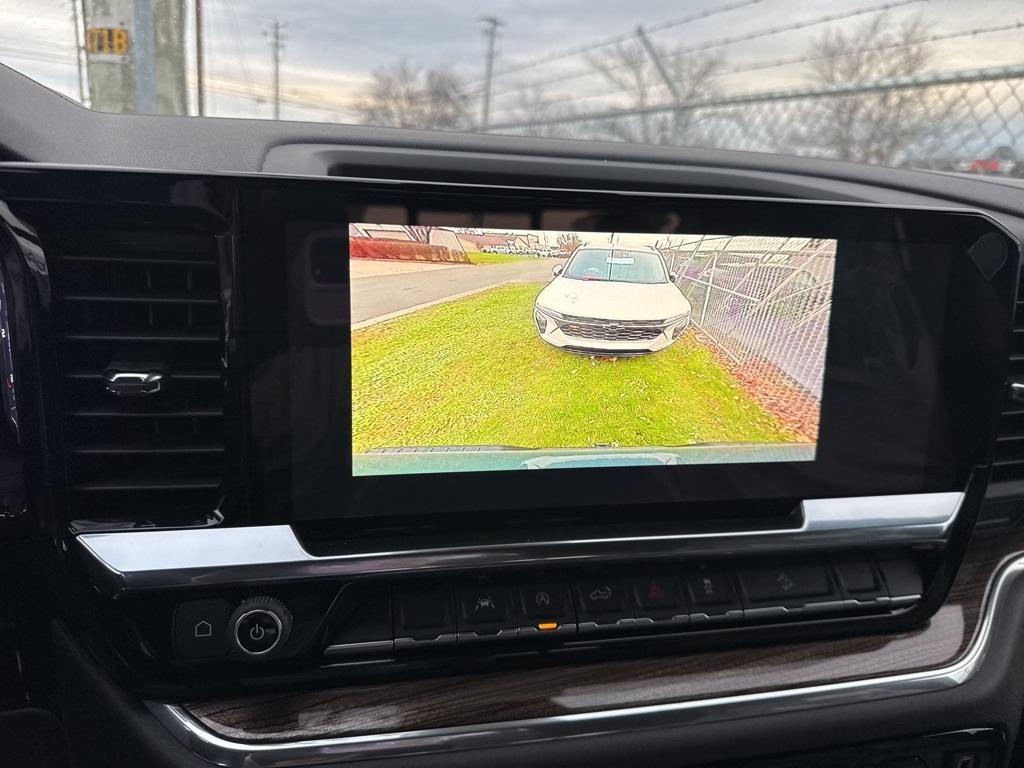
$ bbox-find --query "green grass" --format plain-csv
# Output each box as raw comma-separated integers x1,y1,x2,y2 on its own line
352,283,797,452
464,250,535,265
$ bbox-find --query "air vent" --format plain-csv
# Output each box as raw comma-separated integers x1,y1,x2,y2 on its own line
39,206,226,530
991,274,1024,485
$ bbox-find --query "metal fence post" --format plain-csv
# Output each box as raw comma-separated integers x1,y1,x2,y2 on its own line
699,252,718,327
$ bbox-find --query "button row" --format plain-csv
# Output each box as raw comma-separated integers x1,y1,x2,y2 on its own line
324,553,922,657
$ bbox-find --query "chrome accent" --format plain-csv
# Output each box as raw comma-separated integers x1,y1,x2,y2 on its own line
888,594,923,606
102,369,165,396
231,609,283,658
323,640,394,658
74,491,963,597
689,609,745,624
457,628,519,643
394,634,457,649
1009,381,1024,402
518,624,576,636
146,551,1024,768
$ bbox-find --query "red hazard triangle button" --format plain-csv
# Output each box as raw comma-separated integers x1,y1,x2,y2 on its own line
634,577,679,610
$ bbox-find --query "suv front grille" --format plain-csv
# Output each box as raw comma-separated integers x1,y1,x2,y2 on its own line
560,321,663,342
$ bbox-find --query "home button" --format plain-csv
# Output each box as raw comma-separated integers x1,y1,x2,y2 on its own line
173,599,233,659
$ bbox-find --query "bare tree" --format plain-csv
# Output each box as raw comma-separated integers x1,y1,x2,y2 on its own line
358,59,468,130
584,41,722,145
557,233,582,253
507,85,585,139
403,226,431,244
499,42,722,145
784,14,938,165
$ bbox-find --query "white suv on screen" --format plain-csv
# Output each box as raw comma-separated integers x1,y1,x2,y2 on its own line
533,246,692,355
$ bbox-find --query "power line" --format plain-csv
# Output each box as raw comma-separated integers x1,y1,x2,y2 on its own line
475,0,765,84
0,47,76,67
0,43,353,121
487,61,1024,132
185,71,359,116
718,18,1024,76
0,39,75,58
224,0,262,118
487,0,925,102
489,18,1024,117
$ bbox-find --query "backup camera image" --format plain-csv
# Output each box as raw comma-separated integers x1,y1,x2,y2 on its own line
349,225,836,477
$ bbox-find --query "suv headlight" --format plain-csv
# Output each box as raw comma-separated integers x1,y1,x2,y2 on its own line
534,310,548,334
535,305,564,334
663,312,691,339
660,312,690,325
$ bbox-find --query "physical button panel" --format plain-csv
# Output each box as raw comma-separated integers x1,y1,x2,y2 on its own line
319,551,923,658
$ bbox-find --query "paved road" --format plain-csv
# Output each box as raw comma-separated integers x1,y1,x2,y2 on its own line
351,259,564,324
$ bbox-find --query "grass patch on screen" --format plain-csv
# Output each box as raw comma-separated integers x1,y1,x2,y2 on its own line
351,283,798,454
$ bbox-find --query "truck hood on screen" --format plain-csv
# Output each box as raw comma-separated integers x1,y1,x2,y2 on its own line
536,278,690,322
353,444,817,476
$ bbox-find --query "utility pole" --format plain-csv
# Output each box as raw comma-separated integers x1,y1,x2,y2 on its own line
635,25,682,143
132,0,156,114
195,0,204,115
264,18,285,120
70,0,87,104
479,15,503,133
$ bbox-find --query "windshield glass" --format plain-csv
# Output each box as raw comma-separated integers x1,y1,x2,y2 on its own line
2,1,1021,174
564,248,668,283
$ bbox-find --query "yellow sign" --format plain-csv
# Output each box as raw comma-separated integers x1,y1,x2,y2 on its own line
85,26,129,58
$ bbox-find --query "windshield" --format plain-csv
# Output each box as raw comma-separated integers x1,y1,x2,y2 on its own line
563,248,668,284
1,2,1022,174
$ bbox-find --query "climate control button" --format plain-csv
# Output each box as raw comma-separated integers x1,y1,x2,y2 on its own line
229,596,292,658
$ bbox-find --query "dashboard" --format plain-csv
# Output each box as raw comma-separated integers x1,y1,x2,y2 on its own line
1,109,1024,768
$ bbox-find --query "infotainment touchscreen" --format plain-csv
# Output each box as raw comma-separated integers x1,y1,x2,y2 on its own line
348,226,837,477
241,180,1016,524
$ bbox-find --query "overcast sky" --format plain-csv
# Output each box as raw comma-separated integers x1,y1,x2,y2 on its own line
2,0,1022,124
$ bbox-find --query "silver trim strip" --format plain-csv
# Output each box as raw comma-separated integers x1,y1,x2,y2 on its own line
147,549,1024,768
323,640,395,657
75,492,963,596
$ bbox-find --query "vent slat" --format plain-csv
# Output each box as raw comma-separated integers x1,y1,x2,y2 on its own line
63,370,221,382
61,331,220,343
74,479,221,492
28,204,227,531
73,444,224,456
66,407,222,418
52,255,216,267
59,292,219,305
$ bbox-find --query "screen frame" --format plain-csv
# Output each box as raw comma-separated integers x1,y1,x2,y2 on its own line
238,178,1019,529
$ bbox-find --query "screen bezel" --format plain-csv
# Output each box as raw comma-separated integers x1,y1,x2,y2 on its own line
238,179,1018,528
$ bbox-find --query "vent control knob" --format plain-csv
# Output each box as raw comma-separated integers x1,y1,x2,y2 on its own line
229,596,292,658
103,367,165,396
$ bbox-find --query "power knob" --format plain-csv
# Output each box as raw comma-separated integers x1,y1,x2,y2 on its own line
229,596,292,658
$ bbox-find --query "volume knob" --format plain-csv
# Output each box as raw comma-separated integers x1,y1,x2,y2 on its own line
229,596,292,658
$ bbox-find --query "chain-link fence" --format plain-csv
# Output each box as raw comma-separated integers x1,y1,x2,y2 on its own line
664,237,835,440
491,64,1024,173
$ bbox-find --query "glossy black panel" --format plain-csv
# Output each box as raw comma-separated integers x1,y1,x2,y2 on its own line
238,181,1018,526
0,169,1017,538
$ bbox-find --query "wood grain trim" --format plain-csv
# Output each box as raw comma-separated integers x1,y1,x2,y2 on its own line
185,531,1024,743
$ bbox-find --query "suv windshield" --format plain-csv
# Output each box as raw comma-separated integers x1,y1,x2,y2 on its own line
1,2,1021,175
564,248,668,284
